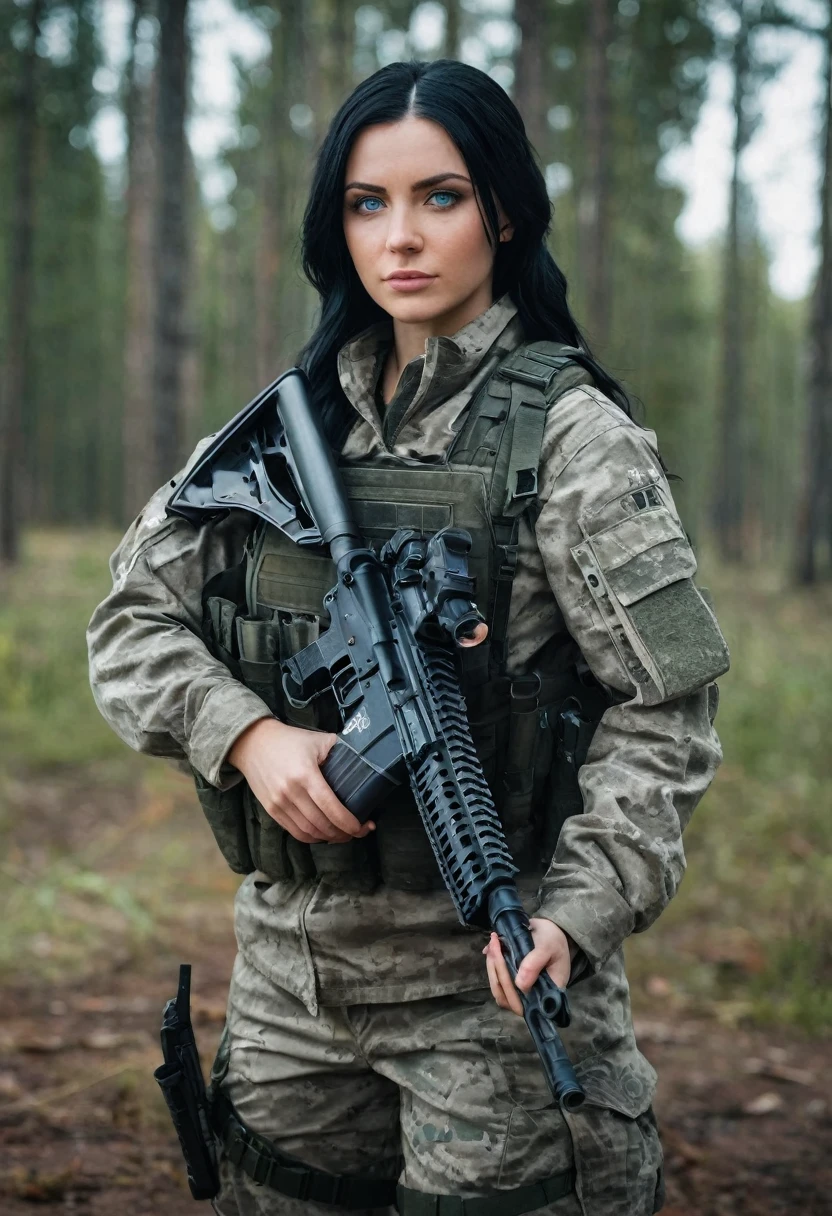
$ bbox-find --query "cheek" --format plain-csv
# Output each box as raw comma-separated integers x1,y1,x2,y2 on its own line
435,209,493,270
343,215,376,269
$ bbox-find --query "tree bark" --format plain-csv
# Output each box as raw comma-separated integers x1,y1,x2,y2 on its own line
0,0,43,565
796,3,832,582
513,0,546,156
153,0,190,482
123,0,160,521
445,0,462,59
713,7,751,562
577,0,612,351
255,5,285,388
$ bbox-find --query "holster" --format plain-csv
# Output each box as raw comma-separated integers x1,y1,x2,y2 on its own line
154,965,220,1201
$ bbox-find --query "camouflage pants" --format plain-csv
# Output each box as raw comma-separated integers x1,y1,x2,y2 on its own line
211,953,664,1216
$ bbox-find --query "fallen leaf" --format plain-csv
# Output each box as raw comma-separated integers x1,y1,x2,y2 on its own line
663,1126,705,1166
0,1071,22,1100
633,1018,694,1045
81,1030,128,1051
645,975,673,998
742,1091,783,1116
80,1030,151,1051
10,1163,93,1202
192,996,227,1024
711,999,754,1028
743,1057,815,1087
698,928,766,975
16,1034,65,1053
75,996,119,1014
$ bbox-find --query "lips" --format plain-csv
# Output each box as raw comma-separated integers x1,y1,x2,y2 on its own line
384,271,437,293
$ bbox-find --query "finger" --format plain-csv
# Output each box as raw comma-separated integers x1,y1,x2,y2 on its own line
291,788,354,843
515,945,556,992
272,807,320,845
488,934,524,1016
544,956,571,991
306,769,373,838
273,796,335,845
485,947,511,1010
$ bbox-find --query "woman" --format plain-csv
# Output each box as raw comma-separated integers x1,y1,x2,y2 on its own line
88,59,728,1216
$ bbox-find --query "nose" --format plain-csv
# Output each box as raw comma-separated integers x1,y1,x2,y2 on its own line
385,205,424,255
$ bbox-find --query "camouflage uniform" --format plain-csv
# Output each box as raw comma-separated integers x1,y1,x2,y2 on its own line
87,294,724,1215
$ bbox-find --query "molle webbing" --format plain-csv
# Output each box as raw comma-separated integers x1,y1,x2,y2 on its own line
490,344,590,518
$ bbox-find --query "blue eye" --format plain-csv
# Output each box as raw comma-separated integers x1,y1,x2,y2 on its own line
356,197,384,213
430,191,457,207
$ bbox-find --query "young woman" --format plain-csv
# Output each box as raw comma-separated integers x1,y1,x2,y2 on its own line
88,59,728,1216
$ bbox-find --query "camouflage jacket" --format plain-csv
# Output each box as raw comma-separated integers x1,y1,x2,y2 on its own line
88,294,723,1107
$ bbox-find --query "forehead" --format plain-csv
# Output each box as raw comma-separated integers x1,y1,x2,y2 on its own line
344,116,466,181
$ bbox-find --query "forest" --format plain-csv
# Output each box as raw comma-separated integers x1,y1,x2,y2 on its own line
0,2,830,1214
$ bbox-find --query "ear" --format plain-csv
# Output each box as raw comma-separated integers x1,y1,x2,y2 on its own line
499,220,514,243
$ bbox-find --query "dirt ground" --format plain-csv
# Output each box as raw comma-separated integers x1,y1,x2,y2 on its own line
1,936,830,1216
0,758,830,1215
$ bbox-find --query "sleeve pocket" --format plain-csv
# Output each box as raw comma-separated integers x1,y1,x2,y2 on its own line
572,506,730,703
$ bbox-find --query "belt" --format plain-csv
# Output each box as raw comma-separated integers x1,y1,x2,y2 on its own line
396,1172,575,1216
213,1089,575,1214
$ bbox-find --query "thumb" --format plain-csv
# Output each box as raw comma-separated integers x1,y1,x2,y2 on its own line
515,945,553,992
317,732,339,760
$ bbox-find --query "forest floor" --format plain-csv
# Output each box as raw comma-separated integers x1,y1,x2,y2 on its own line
0,772,829,1216
1,532,831,1214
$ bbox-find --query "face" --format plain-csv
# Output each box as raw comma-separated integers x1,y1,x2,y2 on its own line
342,115,513,329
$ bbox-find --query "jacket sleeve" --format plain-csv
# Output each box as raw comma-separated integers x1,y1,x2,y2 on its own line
87,462,273,790
529,387,728,975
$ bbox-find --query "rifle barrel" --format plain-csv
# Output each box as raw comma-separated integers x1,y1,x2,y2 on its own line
276,370,362,559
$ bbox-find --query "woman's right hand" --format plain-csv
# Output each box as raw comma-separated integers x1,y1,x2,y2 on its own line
228,718,374,845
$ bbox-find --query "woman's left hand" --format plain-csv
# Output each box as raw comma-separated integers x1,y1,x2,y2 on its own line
483,918,572,1016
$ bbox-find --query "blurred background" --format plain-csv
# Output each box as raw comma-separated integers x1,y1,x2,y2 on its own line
0,1,830,1213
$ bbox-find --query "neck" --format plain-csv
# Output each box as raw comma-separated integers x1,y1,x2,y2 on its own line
384,283,494,400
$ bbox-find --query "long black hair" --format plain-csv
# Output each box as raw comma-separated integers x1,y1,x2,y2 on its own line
298,58,633,447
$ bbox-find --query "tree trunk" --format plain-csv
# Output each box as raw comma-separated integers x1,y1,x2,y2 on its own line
255,6,285,387
713,9,750,562
796,4,832,583
123,0,160,520
513,0,546,156
0,0,43,565
445,0,462,59
577,0,612,350
153,0,190,482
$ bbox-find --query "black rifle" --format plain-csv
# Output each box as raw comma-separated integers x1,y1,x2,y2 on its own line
168,368,585,1112
154,964,220,1199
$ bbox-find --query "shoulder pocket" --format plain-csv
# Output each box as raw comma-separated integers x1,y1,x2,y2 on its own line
572,505,730,703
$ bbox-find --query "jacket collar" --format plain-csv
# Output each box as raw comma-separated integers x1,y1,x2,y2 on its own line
336,293,520,447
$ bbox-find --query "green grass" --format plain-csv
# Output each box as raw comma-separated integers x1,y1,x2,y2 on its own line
0,531,238,983
625,559,832,1032
1,529,831,1031
0,529,132,767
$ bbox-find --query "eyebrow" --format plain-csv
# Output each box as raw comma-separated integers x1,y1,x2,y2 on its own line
343,172,471,194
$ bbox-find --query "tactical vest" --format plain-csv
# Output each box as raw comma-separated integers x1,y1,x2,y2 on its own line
194,341,612,893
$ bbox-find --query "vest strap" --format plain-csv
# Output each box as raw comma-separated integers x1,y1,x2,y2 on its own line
493,347,581,518
488,520,519,672
395,1170,575,1216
